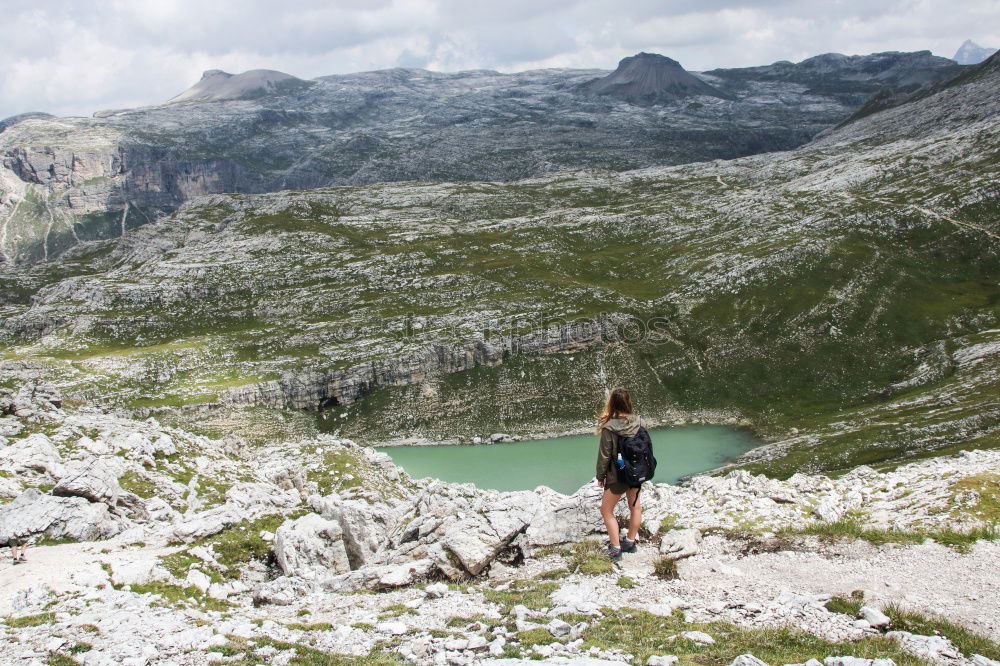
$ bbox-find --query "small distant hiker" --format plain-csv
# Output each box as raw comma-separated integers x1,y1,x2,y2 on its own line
595,386,657,562
5,534,28,565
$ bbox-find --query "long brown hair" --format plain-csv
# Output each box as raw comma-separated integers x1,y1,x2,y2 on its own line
596,386,634,432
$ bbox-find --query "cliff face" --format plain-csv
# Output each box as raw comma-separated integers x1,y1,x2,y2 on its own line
221,318,618,410
0,50,969,266
0,133,305,265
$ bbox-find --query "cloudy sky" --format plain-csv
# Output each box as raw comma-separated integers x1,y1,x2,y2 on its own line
2,0,997,119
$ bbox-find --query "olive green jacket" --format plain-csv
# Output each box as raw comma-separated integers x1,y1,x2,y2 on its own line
595,414,648,485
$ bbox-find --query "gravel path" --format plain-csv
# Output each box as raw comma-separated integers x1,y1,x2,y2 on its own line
614,535,1000,642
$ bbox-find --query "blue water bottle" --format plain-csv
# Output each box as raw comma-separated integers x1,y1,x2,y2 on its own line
616,453,625,469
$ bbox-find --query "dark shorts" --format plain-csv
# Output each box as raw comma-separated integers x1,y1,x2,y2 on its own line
605,481,633,495
4,537,24,548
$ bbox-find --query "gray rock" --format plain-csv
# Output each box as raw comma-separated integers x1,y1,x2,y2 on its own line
110,559,169,586
425,582,449,598
273,512,351,578
524,484,604,547
659,528,703,560
310,494,391,569
52,456,121,503
442,492,539,575
548,618,572,637
859,606,891,629
647,657,679,666
731,655,769,666
812,499,844,523
0,432,63,477
252,576,315,606
0,488,125,542
681,631,715,645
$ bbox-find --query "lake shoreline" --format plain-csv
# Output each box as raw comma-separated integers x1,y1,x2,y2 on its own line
376,424,765,495
371,413,761,448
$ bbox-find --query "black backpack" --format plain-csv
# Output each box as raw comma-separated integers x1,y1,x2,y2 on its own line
615,426,657,487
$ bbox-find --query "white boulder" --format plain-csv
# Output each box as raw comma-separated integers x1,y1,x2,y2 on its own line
53,456,122,503
273,512,351,578
659,528,703,560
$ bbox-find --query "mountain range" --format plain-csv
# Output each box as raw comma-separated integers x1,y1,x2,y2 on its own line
0,49,964,266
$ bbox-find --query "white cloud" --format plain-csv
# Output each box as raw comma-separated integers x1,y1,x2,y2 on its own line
1,0,997,118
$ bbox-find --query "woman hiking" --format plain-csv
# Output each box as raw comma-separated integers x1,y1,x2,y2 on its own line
596,386,651,562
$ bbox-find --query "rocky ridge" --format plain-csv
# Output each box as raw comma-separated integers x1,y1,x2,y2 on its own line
1,384,999,664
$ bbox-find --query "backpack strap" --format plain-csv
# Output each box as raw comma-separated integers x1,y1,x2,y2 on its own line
630,484,642,508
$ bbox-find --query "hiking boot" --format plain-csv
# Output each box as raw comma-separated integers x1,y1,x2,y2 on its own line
607,544,622,562
620,536,637,553
12,559,20,565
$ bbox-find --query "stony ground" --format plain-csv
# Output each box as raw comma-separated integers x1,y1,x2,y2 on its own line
1,383,999,665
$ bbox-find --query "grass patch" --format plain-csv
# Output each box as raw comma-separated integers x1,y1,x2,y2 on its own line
657,514,683,533
949,474,1000,522
46,656,82,666
482,580,559,613
129,582,231,612
516,627,559,647
569,539,614,576
583,608,924,665
207,513,293,576
616,576,636,589
119,470,158,499
824,591,865,617
4,612,56,627
285,622,334,632
379,604,417,619
210,635,403,665
445,614,504,629
883,604,1000,660
778,518,998,553
159,549,219,581
534,568,570,581
652,557,679,580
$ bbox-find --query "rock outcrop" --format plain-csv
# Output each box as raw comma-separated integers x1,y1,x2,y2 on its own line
221,317,619,411
577,52,730,103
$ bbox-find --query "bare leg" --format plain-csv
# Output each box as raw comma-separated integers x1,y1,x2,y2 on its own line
600,489,623,547
19,544,26,559
625,487,642,540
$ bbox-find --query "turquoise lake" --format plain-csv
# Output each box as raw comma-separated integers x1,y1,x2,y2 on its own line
377,425,760,495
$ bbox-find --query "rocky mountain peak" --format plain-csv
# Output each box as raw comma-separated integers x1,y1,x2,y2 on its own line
577,51,729,105
169,68,308,103
953,39,998,65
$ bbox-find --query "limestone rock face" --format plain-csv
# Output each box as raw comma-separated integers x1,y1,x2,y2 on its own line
221,318,616,411
0,488,126,542
0,433,64,477
309,494,394,569
273,513,351,578
524,484,605,548
52,456,122,503
442,491,540,575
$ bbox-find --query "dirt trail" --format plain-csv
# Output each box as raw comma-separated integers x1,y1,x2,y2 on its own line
616,537,1000,641
0,541,178,616
913,206,1000,239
